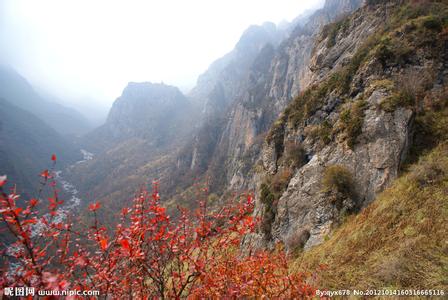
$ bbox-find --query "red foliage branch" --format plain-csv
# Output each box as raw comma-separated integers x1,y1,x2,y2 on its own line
0,158,315,298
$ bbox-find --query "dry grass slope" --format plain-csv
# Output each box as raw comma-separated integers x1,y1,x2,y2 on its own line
292,142,448,289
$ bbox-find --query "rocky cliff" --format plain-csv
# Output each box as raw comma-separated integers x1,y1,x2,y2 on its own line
248,0,448,250
174,0,365,200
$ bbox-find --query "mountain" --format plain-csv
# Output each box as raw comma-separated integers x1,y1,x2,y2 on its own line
245,0,448,254
0,98,81,196
2,0,447,290
189,21,286,110
83,82,193,152
0,66,92,137
66,82,197,211
65,0,365,211
173,0,365,200
66,20,299,209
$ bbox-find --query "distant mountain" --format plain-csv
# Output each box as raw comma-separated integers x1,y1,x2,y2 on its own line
67,82,197,211
0,98,81,196
0,65,92,137
82,82,194,152
189,21,286,112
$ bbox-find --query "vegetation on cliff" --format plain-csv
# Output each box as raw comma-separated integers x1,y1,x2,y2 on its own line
292,142,448,289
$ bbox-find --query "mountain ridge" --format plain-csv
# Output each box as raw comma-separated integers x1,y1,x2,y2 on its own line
0,65,92,137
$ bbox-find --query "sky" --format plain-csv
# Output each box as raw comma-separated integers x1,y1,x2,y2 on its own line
0,0,324,115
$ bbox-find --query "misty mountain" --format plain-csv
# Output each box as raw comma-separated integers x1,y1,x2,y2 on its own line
189,21,286,113
66,82,197,211
0,98,81,196
82,82,195,153
0,65,92,137
65,0,363,209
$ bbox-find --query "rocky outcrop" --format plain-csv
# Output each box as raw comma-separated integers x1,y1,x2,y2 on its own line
250,0,448,250
266,93,413,249
176,0,365,197
180,22,287,180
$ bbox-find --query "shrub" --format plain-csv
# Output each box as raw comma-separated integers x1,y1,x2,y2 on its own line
409,151,446,187
282,141,307,168
338,100,367,149
260,182,275,205
287,87,325,128
374,39,395,67
322,16,350,48
421,15,442,31
307,120,333,146
379,91,414,112
266,116,286,157
207,192,220,203
322,165,354,197
259,182,278,239
260,206,276,239
271,168,293,194
379,69,433,112
259,169,293,240
0,160,316,298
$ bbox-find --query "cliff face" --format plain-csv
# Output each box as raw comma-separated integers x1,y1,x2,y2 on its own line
178,22,287,181
189,22,285,112
249,0,448,250
177,0,364,196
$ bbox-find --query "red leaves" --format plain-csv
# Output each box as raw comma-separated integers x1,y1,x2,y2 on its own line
121,207,129,215
100,238,108,251
13,207,23,216
153,205,165,215
40,169,50,179
88,202,101,211
120,239,131,253
30,198,39,207
23,218,38,225
0,175,6,187
0,178,314,298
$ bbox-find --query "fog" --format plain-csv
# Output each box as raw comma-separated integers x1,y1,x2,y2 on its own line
0,0,324,119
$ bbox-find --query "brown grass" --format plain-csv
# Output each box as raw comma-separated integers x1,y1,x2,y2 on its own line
291,143,448,290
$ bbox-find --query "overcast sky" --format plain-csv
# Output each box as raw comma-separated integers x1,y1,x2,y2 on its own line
0,0,324,109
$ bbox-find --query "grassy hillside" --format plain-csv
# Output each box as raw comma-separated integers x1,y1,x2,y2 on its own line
292,142,448,289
